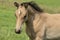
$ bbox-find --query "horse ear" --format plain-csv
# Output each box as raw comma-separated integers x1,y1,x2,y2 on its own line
14,2,19,8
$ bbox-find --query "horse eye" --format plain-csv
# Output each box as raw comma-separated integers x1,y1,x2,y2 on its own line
24,15,26,19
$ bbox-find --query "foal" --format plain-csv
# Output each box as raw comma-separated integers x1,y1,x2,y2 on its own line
14,1,60,40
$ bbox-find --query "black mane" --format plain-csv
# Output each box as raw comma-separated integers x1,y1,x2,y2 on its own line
21,1,43,12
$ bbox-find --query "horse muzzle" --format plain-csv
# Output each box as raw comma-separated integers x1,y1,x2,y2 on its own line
15,29,21,34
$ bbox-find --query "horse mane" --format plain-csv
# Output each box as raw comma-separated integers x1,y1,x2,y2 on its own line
28,1,43,12
21,1,43,12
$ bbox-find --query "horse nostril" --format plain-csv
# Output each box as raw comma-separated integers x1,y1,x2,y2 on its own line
15,29,21,34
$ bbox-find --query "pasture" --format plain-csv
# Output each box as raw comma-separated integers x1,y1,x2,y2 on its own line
0,0,60,40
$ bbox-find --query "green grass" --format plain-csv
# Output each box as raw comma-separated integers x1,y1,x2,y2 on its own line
0,7,29,40
0,0,60,40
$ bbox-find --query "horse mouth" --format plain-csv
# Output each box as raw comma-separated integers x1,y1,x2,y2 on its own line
15,29,21,34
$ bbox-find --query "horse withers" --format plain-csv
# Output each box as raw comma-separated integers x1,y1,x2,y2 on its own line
14,1,60,40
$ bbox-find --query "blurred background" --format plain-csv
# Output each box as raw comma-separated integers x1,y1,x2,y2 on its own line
0,0,60,40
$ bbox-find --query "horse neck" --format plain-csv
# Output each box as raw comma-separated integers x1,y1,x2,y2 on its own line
27,6,39,14
26,6,44,27
26,6,47,34
27,6,44,19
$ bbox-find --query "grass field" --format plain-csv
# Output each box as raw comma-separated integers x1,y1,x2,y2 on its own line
0,0,60,40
